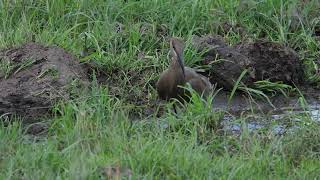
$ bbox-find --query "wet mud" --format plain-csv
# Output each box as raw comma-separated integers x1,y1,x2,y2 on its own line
216,87,320,135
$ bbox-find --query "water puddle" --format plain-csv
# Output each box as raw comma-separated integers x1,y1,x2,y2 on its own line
213,89,320,135
154,89,319,135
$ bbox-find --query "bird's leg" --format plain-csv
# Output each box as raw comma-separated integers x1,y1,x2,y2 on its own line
173,103,177,114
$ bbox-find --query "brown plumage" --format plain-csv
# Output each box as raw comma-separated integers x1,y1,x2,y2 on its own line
156,37,213,102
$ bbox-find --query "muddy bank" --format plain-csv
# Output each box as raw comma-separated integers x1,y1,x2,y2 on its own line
215,87,320,135
213,87,319,114
0,35,314,124
190,35,318,134
0,43,88,123
192,35,305,90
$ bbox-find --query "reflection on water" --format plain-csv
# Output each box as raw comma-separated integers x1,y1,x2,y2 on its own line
221,97,320,135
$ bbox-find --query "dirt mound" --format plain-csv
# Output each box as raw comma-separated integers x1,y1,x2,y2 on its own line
192,35,304,90
235,40,304,85
0,43,88,122
192,35,255,89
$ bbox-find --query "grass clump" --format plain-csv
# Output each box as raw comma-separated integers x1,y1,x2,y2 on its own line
0,58,14,78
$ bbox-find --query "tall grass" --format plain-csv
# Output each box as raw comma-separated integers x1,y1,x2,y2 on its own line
1,85,320,179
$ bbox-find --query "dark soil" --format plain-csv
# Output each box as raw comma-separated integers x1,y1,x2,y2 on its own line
0,42,88,124
213,87,320,115
25,122,48,135
235,40,304,85
192,35,304,90
192,35,255,89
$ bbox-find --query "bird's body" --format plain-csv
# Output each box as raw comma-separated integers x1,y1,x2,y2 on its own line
156,37,212,102
156,57,186,101
184,67,212,98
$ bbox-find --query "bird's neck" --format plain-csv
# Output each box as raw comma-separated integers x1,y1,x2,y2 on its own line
170,57,185,77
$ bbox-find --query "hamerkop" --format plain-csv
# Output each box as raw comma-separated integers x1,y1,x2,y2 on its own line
156,37,213,102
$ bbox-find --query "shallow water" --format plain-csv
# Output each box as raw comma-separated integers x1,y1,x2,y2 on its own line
214,89,320,134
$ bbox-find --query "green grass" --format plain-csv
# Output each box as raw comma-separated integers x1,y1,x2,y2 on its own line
1,0,320,179
0,58,14,78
